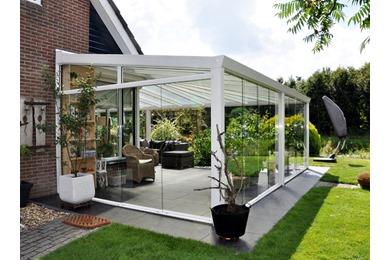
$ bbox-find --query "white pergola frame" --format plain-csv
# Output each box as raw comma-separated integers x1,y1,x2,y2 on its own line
55,49,310,224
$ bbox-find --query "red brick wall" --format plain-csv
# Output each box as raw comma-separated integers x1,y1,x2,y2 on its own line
20,0,90,198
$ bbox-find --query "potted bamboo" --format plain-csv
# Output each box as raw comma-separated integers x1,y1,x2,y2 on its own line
195,125,250,240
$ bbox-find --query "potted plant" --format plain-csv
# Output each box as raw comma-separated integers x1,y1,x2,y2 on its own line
195,124,250,240
39,67,99,207
20,144,33,207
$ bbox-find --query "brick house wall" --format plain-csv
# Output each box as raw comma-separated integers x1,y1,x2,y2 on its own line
20,0,90,198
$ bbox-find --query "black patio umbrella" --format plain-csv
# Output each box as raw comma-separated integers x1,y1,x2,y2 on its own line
314,95,347,163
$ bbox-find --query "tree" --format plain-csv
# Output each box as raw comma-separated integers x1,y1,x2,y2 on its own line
288,63,370,135
274,0,370,53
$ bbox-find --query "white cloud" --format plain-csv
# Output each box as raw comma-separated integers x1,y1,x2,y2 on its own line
113,0,370,80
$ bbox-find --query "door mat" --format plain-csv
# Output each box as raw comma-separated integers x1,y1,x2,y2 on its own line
63,214,111,229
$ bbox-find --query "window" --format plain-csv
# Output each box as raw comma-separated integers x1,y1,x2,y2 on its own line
27,0,41,5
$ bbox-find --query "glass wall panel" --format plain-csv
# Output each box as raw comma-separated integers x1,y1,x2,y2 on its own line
284,96,306,179
156,80,212,217
224,73,278,205
122,88,134,146
94,89,126,202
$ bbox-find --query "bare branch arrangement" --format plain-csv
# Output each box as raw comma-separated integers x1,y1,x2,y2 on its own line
194,124,244,213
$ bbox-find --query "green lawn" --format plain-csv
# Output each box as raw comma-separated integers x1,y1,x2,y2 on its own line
251,187,369,259
41,158,370,260
311,157,370,184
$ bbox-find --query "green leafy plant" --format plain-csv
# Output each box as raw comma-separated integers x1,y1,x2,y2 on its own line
20,144,32,158
96,125,114,157
192,128,211,166
274,0,370,53
39,67,100,176
226,109,270,156
151,117,181,140
96,143,114,158
150,108,206,137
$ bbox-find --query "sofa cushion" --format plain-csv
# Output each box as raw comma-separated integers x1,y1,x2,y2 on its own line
139,159,153,164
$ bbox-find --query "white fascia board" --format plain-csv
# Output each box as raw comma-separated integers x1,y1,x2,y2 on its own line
56,50,216,70
221,56,311,103
90,0,138,55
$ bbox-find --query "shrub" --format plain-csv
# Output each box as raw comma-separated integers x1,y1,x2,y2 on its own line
192,128,211,166
151,117,181,140
308,121,322,156
261,114,321,156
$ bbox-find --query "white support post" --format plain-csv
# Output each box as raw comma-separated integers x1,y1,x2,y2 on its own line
145,110,151,141
117,66,123,158
210,61,224,208
134,88,140,147
277,92,285,185
55,62,62,193
304,102,310,167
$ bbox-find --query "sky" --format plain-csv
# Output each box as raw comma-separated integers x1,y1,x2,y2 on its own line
113,0,370,81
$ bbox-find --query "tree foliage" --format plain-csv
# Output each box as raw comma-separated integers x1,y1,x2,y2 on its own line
274,0,370,53
281,63,370,135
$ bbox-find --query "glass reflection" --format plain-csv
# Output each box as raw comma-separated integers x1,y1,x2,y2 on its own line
285,96,306,179
224,75,279,205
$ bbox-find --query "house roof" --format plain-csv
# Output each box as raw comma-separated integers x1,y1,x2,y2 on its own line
90,0,143,55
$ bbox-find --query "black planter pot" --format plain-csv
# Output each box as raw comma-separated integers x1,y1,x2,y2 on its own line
211,204,250,240
20,181,33,208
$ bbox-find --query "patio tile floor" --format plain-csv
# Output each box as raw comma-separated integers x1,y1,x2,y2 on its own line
23,166,328,258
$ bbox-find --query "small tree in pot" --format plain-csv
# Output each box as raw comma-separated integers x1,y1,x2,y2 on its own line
41,68,99,176
39,67,100,207
195,124,250,240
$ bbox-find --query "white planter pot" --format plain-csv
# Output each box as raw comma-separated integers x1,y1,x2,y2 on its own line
59,173,95,205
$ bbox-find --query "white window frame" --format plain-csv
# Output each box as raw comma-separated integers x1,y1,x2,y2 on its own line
27,0,42,6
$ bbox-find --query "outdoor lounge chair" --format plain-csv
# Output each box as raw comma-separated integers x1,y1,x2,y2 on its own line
314,95,347,163
122,144,156,183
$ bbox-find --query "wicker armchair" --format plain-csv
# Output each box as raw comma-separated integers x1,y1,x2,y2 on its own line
140,147,159,165
122,145,155,183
